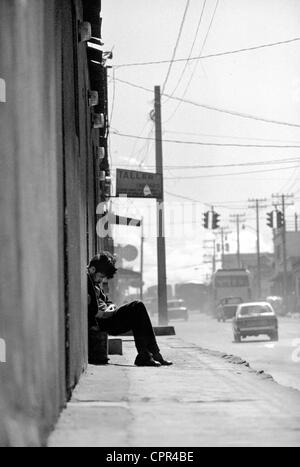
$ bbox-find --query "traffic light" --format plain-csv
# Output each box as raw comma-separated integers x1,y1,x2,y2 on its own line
277,210,284,229
212,212,221,230
266,211,274,228
203,211,209,229
267,210,284,229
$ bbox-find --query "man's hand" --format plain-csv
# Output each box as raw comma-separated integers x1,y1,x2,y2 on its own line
96,303,117,320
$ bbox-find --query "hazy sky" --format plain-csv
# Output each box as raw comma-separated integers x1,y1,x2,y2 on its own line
102,0,300,287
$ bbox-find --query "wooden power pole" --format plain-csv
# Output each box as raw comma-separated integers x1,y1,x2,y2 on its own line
154,86,168,326
248,199,267,299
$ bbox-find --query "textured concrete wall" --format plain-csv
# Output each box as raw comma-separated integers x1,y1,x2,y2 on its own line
0,0,64,446
0,0,98,446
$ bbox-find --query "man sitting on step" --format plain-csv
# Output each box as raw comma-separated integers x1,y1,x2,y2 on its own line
88,251,172,367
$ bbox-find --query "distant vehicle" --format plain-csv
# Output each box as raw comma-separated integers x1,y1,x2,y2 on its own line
175,282,209,312
167,299,189,321
146,284,173,300
216,297,244,322
232,302,278,343
211,269,252,316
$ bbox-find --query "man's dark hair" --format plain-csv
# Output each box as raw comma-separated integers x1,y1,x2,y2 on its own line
88,251,118,279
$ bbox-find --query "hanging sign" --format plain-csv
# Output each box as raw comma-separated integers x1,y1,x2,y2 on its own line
116,169,162,199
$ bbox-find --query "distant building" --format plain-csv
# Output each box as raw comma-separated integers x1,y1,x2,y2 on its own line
292,259,300,313
272,231,300,311
222,253,274,299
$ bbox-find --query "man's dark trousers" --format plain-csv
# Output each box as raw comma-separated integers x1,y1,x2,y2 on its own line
98,301,160,356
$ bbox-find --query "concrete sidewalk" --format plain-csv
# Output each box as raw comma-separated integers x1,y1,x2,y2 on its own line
48,335,300,447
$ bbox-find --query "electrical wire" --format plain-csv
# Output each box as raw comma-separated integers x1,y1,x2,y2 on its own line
111,77,300,129
161,0,191,95
111,130,300,148
164,0,219,124
164,164,300,180
163,129,300,145
115,157,300,170
109,67,117,126
163,0,207,103
114,37,300,69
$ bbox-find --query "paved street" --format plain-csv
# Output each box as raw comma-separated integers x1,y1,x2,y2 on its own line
172,311,300,392
48,333,300,447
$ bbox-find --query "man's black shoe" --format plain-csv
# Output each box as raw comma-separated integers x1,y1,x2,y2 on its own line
134,354,161,367
152,352,173,366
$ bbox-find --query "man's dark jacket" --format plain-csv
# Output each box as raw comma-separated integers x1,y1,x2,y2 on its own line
87,273,112,329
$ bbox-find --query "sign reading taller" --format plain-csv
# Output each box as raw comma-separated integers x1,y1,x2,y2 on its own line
116,169,163,199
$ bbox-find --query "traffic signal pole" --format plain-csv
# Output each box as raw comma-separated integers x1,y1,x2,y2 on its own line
282,195,288,300
154,86,168,326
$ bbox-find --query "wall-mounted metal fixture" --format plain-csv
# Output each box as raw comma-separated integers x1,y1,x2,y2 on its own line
104,177,112,198
79,22,92,43
99,171,106,182
87,45,103,64
0,78,6,103
93,113,105,129
97,146,105,161
88,90,99,107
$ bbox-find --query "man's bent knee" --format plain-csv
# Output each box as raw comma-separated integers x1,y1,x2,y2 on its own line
131,300,148,312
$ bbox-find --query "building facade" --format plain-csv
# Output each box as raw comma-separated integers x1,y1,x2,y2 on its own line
272,231,300,311
0,0,111,446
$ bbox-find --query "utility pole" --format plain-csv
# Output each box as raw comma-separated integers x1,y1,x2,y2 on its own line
213,239,216,273
272,194,294,299
248,199,267,299
140,218,144,301
203,239,217,273
154,86,168,326
230,214,246,268
214,227,231,268
295,213,298,232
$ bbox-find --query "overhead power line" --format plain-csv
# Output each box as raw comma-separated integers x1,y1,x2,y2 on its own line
111,130,300,148
164,0,207,102
114,37,300,69
164,164,300,179
161,0,191,94
164,129,300,145
116,157,300,170
165,191,250,210
111,77,300,129
164,0,218,123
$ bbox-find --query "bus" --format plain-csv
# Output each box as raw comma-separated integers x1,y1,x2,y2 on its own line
211,269,252,315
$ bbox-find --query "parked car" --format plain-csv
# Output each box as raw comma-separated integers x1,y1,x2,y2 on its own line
216,297,244,322
233,302,278,343
167,299,189,321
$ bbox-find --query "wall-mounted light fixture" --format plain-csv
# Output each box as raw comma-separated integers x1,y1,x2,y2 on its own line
79,22,92,43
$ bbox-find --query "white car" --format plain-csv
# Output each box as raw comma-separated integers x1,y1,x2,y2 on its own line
232,301,279,343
